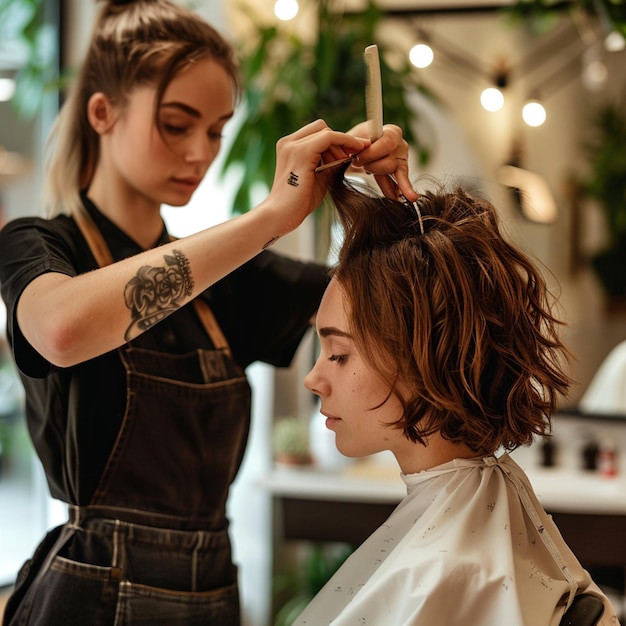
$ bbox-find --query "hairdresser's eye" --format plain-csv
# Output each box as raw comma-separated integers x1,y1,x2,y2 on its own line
329,354,348,365
163,124,188,136
208,131,223,141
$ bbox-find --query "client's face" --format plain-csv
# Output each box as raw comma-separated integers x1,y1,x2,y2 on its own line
304,279,407,459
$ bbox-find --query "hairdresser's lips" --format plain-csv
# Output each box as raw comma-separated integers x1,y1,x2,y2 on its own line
171,176,201,192
320,409,341,430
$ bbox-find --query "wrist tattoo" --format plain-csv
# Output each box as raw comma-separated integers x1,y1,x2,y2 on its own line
123,249,193,340
262,236,279,249
287,172,299,187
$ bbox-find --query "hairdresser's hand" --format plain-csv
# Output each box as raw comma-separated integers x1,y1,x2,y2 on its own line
262,119,369,235
348,123,419,202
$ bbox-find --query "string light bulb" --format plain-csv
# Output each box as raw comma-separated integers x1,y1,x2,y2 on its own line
409,43,434,69
522,99,547,127
481,87,504,112
0,77,16,102
274,0,299,21
480,68,507,112
604,30,626,52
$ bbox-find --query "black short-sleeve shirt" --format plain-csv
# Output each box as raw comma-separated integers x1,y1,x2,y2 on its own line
0,195,329,503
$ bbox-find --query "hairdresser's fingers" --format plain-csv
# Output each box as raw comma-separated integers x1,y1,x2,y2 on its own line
281,120,368,170
263,122,368,233
351,124,405,166
351,125,418,200
374,174,400,200
388,159,419,202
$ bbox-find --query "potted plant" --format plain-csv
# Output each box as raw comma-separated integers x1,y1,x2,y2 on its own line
272,416,312,465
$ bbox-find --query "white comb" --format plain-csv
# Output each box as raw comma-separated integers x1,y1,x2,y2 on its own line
314,44,385,173
364,44,383,141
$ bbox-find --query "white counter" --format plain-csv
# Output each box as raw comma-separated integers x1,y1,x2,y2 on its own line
262,412,626,516
261,457,626,516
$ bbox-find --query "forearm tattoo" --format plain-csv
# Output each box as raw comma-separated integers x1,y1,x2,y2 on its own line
123,249,194,340
287,172,299,187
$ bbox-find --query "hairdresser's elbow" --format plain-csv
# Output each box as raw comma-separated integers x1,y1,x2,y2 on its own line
16,304,86,368
30,316,86,368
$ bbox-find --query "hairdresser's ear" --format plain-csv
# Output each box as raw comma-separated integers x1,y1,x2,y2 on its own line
87,92,116,134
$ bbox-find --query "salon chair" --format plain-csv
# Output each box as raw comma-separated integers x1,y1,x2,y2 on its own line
558,594,605,626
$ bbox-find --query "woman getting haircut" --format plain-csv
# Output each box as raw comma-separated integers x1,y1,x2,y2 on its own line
0,1,416,624
297,174,618,625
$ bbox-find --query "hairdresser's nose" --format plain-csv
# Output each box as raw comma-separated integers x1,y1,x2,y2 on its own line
304,358,329,398
184,133,219,166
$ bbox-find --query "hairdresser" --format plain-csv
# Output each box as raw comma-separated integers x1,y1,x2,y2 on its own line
0,1,416,624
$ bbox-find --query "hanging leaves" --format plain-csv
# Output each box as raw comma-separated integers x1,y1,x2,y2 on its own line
221,0,433,215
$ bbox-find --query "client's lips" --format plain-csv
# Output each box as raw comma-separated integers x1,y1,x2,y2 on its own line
321,409,341,428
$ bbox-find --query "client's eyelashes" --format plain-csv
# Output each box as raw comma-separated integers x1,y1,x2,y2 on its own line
329,354,348,364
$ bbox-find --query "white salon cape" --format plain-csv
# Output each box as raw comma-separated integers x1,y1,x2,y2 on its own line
294,454,618,626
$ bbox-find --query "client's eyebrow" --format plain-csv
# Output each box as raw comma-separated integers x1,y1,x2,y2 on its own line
319,327,352,339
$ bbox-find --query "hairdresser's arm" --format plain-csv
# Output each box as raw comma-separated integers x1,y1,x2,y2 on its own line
16,120,367,368
348,122,418,202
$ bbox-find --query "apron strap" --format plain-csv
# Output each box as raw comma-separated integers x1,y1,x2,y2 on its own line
73,205,230,352
190,297,229,352
74,204,114,267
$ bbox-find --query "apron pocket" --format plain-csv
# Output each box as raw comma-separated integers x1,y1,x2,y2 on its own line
12,555,120,626
2,524,63,625
113,580,240,626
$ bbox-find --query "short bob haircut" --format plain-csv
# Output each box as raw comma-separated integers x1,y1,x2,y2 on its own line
327,174,571,455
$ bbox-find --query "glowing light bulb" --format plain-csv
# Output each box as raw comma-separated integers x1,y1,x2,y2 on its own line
605,30,626,52
274,0,299,21
409,44,434,69
0,78,15,102
522,100,546,127
480,87,504,112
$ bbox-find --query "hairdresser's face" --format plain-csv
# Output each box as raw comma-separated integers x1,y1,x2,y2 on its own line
108,57,234,207
304,279,407,460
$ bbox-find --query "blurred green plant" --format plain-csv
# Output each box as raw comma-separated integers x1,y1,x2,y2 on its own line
504,0,626,35
0,0,62,120
273,543,353,626
221,0,435,216
582,97,626,299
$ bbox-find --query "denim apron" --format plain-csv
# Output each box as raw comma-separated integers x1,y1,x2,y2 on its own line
4,208,251,625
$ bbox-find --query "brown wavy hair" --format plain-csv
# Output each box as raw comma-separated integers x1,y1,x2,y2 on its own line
328,176,572,454
44,0,240,216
